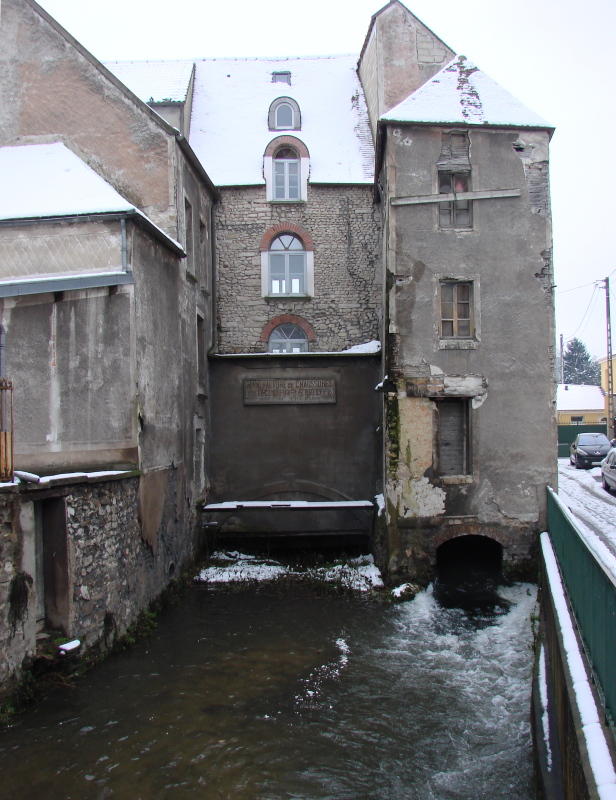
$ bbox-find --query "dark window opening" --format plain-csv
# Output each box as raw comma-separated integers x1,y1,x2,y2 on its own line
272,71,291,85
437,398,470,475
439,171,472,228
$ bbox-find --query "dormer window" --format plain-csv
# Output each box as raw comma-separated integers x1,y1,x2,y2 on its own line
272,71,291,85
269,97,301,131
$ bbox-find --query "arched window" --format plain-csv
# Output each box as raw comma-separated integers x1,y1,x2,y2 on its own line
268,97,301,131
273,147,300,201
268,323,308,353
268,234,306,296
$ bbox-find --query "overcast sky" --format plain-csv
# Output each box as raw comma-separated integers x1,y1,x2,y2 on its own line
37,0,616,359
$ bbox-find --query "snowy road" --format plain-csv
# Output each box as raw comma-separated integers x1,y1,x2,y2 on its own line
557,458,616,562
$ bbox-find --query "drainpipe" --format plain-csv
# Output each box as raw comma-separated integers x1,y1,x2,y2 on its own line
121,217,128,272
0,324,5,379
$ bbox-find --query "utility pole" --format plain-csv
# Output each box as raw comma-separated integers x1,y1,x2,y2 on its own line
560,333,564,384
604,278,614,440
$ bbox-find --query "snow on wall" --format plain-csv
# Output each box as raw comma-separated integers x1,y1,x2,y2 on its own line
541,532,616,799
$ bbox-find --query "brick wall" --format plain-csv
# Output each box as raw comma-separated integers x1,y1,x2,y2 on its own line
215,185,382,353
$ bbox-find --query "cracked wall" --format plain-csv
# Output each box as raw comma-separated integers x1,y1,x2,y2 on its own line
381,125,557,584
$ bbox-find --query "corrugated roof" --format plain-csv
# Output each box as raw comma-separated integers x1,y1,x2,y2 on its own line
381,56,552,129
105,59,194,104
557,384,605,412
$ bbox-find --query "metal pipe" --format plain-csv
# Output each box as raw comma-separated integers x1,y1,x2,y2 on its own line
0,323,5,379
121,217,128,272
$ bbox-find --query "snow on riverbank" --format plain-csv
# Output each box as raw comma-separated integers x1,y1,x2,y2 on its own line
196,552,384,592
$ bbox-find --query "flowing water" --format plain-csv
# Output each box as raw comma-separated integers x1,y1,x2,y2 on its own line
0,581,536,800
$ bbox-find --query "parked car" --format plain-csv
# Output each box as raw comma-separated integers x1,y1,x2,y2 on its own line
569,433,612,469
601,449,616,492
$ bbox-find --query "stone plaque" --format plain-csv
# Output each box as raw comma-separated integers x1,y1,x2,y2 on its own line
244,378,336,405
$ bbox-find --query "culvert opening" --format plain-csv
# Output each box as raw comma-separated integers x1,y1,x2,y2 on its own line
434,535,510,616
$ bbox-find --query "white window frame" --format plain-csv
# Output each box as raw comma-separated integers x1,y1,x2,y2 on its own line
264,154,309,202
268,97,301,130
261,244,314,298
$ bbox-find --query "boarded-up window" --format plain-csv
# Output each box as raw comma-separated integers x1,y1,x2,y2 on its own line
437,399,470,475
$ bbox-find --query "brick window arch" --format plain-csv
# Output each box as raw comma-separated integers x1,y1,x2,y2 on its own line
260,315,317,343
260,224,314,252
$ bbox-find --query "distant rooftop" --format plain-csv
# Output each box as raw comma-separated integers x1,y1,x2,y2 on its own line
105,59,194,104
381,56,552,129
557,384,605,412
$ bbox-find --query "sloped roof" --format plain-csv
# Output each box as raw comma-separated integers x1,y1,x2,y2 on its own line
0,142,135,220
189,56,374,186
107,55,374,186
557,384,605,412
0,142,183,254
105,59,194,103
381,56,552,129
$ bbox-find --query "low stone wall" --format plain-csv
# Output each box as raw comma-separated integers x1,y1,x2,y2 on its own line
0,470,200,695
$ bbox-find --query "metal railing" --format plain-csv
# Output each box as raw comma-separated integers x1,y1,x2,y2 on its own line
0,378,13,481
547,486,616,724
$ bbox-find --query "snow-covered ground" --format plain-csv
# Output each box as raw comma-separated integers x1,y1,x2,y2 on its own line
557,458,616,570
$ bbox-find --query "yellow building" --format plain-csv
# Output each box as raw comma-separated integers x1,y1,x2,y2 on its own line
556,384,606,425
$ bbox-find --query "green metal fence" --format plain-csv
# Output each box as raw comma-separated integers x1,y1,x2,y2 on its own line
557,423,607,458
547,487,616,724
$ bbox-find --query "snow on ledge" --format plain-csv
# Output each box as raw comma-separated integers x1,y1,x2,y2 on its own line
541,532,616,797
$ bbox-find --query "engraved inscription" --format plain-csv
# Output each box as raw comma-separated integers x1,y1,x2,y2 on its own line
244,378,336,405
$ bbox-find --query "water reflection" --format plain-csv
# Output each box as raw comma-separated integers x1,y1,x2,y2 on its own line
0,579,536,800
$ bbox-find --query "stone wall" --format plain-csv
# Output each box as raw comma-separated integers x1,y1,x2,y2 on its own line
0,471,201,695
215,185,381,353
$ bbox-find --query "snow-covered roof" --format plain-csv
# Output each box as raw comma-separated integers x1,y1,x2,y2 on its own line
105,59,194,103
557,384,605,412
381,56,552,129
0,142,136,220
189,56,373,185
107,55,374,186
0,142,184,255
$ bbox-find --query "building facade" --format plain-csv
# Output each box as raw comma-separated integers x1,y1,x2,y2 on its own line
0,0,556,689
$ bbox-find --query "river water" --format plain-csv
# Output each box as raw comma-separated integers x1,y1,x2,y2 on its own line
0,580,536,800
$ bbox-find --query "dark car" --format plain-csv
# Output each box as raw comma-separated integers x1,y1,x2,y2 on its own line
601,449,616,492
570,433,612,469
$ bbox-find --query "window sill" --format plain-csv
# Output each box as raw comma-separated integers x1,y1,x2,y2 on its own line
438,338,478,350
185,270,197,284
268,199,306,205
264,295,312,302
438,227,475,233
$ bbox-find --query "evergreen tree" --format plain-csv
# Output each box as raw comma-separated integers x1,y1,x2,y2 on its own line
563,338,601,385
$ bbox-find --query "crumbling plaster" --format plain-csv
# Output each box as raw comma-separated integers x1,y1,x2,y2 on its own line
382,123,556,582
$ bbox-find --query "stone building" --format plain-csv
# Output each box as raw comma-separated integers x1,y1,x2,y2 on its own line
0,0,217,687
0,0,556,689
